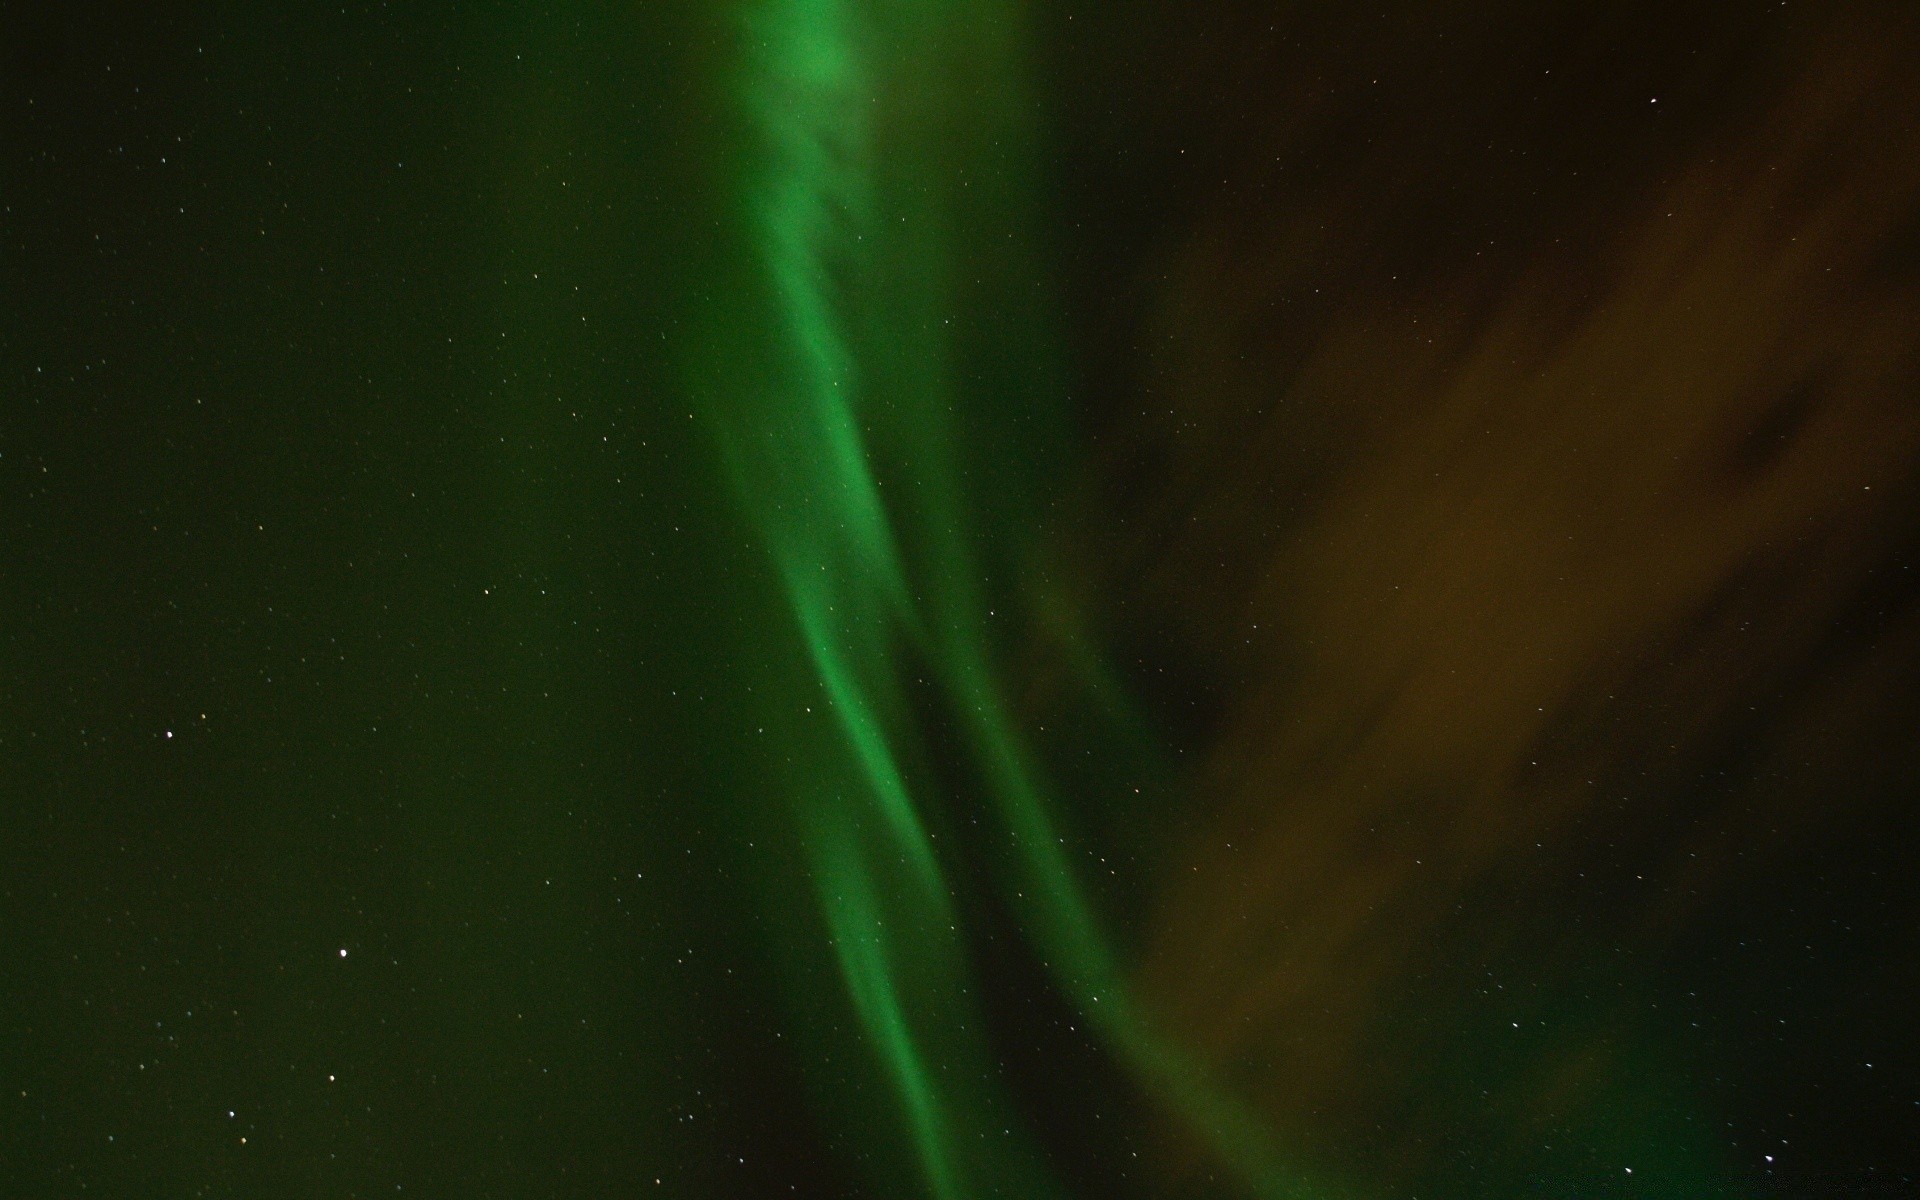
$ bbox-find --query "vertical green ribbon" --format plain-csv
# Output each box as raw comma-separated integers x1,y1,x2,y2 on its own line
689,1,1340,1196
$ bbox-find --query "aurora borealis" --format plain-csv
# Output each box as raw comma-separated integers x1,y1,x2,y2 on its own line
6,2,1920,1198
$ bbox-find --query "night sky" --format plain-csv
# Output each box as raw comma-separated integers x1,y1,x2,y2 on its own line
5,3,1919,1199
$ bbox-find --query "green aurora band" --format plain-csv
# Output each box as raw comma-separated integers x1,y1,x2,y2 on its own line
685,1,1342,1196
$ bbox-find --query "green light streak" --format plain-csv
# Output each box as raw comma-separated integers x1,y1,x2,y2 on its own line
689,0,1350,1196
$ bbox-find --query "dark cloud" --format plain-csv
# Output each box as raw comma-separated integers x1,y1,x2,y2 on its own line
1052,4,1920,1192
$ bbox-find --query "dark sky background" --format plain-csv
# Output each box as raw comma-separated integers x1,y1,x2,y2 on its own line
5,3,1919,1199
